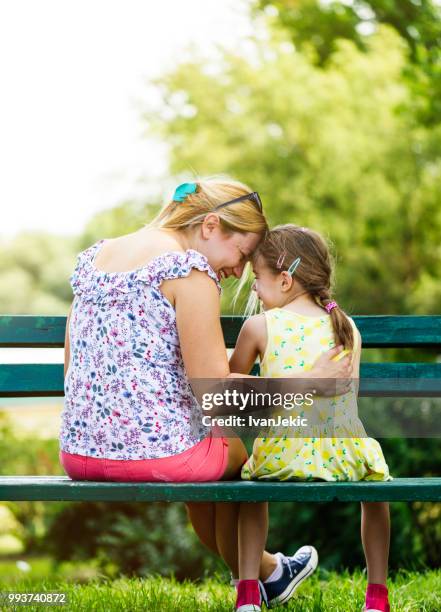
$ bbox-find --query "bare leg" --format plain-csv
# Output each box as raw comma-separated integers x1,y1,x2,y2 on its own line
361,502,390,584
215,501,240,577
186,501,276,579
239,501,269,579
185,502,218,555
185,436,277,580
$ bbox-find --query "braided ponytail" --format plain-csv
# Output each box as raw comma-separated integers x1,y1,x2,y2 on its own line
316,289,354,351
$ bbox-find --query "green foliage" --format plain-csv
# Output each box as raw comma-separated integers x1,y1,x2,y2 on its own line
145,25,441,315
0,414,67,554
257,0,441,124
0,233,77,314
0,202,160,314
3,5,441,317
1,419,217,578
0,414,64,478
257,0,363,65
45,501,219,581
0,556,101,585
78,199,161,250
257,1,441,62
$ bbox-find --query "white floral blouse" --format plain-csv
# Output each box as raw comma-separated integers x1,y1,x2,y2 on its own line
60,240,219,460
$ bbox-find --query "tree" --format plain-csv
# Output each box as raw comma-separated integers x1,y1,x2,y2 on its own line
0,233,77,314
144,26,441,315
78,199,160,250
256,0,441,124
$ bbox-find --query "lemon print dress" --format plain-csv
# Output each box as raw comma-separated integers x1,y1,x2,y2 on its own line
241,308,391,482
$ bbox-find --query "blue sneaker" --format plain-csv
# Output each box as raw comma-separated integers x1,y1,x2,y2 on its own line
262,546,318,607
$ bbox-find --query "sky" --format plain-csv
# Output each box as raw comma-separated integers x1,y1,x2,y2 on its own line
0,0,253,237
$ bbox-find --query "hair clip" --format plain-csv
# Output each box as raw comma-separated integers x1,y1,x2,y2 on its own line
276,251,286,269
287,257,301,276
173,182,197,203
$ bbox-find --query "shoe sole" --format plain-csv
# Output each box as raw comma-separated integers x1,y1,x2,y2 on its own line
236,606,261,612
268,546,319,607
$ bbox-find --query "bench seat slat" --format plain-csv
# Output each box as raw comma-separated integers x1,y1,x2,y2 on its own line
0,364,63,397
0,476,440,502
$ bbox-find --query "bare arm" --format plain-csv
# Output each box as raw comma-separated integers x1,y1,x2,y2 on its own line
229,315,266,375
169,270,230,378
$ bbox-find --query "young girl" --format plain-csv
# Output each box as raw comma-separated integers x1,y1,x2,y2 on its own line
229,224,391,612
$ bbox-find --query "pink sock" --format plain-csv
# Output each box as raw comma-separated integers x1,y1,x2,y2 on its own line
236,580,261,609
365,583,389,612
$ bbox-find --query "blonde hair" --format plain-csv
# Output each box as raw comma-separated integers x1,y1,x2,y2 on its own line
253,224,354,350
150,177,268,235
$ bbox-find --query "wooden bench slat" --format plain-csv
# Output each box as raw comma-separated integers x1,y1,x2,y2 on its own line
0,316,66,348
0,364,63,397
221,316,441,348
1,363,440,397
0,476,440,502
343,315,441,349
1,315,441,348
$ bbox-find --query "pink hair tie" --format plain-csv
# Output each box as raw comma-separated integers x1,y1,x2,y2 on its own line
325,301,338,313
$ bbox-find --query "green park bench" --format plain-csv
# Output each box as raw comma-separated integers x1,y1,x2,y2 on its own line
0,315,440,503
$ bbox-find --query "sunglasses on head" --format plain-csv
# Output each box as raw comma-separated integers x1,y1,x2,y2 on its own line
214,192,263,213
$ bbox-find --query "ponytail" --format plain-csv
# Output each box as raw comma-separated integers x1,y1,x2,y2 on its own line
317,289,354,351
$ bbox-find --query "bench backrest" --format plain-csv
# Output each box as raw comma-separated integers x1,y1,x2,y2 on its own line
0,315,440,397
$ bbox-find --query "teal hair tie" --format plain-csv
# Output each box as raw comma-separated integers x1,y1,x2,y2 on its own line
173,182,197,203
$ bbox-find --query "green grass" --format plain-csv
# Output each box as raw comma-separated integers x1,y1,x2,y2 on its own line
0,560,440,611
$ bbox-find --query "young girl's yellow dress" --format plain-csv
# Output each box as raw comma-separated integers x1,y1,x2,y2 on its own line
241,308,391,482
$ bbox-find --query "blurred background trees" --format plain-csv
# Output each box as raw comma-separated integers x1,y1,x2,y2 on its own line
145,22,440,315
1,0,440,578
2,3,440,316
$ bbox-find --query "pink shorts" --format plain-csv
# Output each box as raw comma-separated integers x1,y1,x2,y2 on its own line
60,432,229,483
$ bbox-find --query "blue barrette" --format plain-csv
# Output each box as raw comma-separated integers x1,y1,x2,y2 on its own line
173,182,197,203
287,257,301,276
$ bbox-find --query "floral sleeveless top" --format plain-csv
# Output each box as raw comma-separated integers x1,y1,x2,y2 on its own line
241,308,390,482
60,240,220,460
